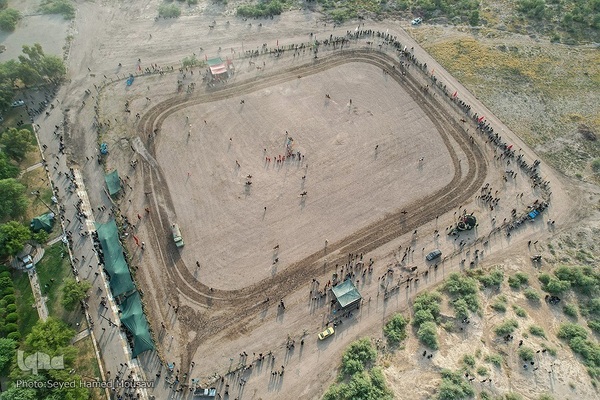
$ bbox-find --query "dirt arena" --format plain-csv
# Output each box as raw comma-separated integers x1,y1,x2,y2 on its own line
59,3,587,399
155,62,455,289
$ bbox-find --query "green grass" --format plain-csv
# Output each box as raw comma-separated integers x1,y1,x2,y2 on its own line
35,242,71,317
11,269,38,338
73,337,104,400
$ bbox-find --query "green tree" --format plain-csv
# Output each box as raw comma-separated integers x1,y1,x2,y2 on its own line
469,10,480,26
0,179,28,221
0,221,31,258
24,317,75,353
0,337,16,372
383,314,408,346
61,278,91,311
0,152,19,179
0,386,37,400
0,127,35,162
0,8,21,32
341,338,377,376
417,321,439,349
18,44,66,84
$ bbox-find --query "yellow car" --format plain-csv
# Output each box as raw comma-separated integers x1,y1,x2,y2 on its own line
318,327,335,340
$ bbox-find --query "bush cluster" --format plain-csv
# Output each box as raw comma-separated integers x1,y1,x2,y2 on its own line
557,323,600,378
237,0,283,18
158,4,181,18
508,272,529,289
383,314,408,346
437,369,475,400
412,292,442,349
40,0,75,20
323,338,393,400
0,8,20,32
494,319,519,336
444,273,480,320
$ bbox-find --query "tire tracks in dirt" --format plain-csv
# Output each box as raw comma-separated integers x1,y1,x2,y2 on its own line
135,50,487,365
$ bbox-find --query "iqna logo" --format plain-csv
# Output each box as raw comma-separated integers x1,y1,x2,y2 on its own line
17,351,64,374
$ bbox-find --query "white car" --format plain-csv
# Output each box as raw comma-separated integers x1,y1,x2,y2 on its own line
411,17,423,26
11,100,25,107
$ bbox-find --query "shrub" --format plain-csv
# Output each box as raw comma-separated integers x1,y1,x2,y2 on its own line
485,353,503,367
0,8,21,32
540,343,557,356
4,312,17,323
5,303,16,313
477,270,504,288
462,354,476,368
517,0,546,20
39,0,75,19
508,273,529,289
524,288,540,302
2,294,15,304
237,0,282,18
417,321,438,350
341,338,377,376
539,273,571,294
554,266,600,296
476,366,488,376
592,159,600,174
513,305,527,318
538,395,555,400
7,331,20,341
2,322,17,334
587,319,600,334
383,314,408,346
557,323,588,340
529,325,546,338
437,369,474,400
2,286,14,296
505,393,523,400
158,3,181,18
563,303,578,318
519,346,535,361
444,273,480,316
187,0,199,4
494,319,519,336
491,301,507,312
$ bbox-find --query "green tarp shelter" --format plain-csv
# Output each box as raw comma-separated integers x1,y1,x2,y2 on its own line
30,213,55,232
120,291,154,357
105,170,121,196
96,220,135,297
331,279,362,309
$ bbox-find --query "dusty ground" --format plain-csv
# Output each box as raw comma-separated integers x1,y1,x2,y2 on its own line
26,0,599,399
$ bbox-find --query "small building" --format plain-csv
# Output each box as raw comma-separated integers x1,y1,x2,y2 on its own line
331,279,362,311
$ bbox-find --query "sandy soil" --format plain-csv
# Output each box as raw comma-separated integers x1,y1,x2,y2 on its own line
47,1,600,400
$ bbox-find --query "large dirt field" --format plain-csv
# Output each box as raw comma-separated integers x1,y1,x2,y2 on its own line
15,1,598,400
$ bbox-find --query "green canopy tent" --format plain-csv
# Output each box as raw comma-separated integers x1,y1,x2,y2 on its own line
331,279,362,310
96,220,135,297
105,170,121,196
30,213,55,232
120,291,154,357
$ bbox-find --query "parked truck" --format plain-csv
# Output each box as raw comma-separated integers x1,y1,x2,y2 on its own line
172,223,184,248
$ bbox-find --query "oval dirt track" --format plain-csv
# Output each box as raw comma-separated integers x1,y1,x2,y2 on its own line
136,49,488,364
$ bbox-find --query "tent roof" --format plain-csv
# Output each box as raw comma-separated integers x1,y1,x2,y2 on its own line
331,279,362,308
206,57,223,66
30,213,54,232
105,170,121,196
120,291,154,357
209,65,228,75
96,220,135,297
